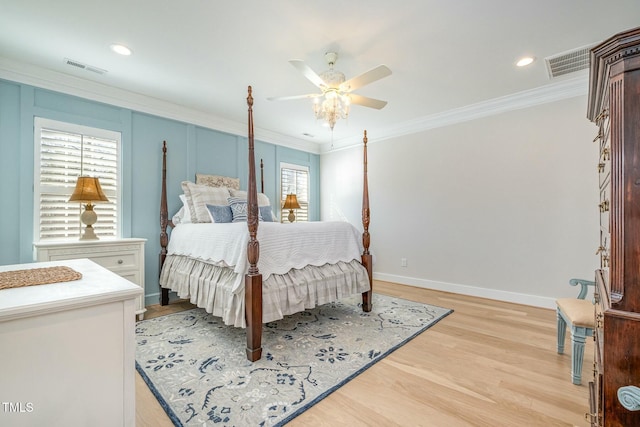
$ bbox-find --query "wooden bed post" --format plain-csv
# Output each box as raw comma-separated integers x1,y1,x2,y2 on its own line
245,86,263,362
260,158,264,194
361,131,373,312
159,141,170,306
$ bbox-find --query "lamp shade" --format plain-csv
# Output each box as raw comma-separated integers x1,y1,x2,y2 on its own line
282,194,301,210
68,176,109,203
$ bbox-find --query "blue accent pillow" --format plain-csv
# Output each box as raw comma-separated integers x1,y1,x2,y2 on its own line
227,197,264,222
205,204,233,223
259,206,273,222
227,197,248,223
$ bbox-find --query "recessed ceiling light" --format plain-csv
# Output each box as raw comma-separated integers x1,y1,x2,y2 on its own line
110,44,132,56
516,56,535,67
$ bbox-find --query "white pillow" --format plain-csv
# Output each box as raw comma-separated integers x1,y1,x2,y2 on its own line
171,194,192,225
229,189,271,207
172,206,184,224
179,194,192,223
181,181,231,223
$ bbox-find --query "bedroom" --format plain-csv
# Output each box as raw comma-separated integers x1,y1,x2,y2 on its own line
1,1,640,425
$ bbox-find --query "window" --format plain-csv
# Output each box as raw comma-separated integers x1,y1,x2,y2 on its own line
34,118,121,240
280,163,309,222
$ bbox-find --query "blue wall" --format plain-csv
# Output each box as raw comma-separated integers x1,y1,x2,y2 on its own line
0,78,320,304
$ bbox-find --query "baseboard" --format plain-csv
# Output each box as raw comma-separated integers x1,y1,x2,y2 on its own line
144,274,557,310
373,272,556,309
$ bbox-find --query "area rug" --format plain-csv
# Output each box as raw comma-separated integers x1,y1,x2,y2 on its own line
136,293,452,426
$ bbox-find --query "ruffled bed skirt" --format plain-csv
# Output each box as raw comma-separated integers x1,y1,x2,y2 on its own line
159,255,371,327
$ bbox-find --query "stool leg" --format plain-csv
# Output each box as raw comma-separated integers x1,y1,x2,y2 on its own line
557,309,566,354
570,326,587,385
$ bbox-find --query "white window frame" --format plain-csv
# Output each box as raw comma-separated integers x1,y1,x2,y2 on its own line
280,162,310,223
33,117,122,241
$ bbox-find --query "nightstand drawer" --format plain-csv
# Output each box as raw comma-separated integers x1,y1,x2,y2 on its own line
67,252,137,271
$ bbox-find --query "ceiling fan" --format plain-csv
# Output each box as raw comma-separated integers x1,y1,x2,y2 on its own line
267,52,392,130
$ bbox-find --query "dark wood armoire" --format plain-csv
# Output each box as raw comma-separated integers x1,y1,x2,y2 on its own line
587,26,640,426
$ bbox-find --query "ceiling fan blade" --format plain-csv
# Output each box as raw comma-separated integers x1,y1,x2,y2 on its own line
289,60,326,89
267,93,322,101
347,94,388,110
340,65,392,92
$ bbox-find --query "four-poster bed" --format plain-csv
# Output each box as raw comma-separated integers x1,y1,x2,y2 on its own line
158,86,373,361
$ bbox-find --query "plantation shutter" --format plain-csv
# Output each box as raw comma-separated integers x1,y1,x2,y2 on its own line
280,164,309,222
36,119,120,240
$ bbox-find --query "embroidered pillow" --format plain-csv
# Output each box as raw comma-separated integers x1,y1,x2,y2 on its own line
196,173,240,190
205,204,233,223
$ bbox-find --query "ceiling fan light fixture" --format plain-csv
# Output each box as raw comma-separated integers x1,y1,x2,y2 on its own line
314,91,350,131
268,52,391,132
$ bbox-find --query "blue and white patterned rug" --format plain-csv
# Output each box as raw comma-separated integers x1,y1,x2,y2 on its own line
136,293,452,426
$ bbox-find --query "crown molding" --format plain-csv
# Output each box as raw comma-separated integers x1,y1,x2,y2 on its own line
1,57,587,157
0,57,320,154
320,71,589,153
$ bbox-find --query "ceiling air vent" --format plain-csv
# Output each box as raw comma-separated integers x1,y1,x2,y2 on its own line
64,58,107,75
544,44,594,79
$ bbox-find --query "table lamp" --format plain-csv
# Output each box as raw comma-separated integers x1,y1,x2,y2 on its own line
282,193,301,223
68,176,109,240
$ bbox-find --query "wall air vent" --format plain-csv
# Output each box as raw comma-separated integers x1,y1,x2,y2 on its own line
64,58,107,75
544,44,595,79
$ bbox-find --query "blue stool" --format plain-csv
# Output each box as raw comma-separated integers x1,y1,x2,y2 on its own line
556,278,595,385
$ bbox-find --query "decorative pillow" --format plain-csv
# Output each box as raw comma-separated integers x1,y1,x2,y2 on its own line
205,204,233,223
229,189,271,207
259,206,273,222
227,197,262,223
181,181,231,223
196,173,240,190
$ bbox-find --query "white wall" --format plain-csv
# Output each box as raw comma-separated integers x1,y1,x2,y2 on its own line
321,95,600,308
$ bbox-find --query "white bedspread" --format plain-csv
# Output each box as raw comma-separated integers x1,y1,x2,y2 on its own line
167,221,365,292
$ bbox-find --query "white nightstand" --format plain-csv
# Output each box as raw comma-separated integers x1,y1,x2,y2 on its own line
33,238,147,320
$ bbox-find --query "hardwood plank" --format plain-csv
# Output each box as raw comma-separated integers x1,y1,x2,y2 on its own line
136,281,591,426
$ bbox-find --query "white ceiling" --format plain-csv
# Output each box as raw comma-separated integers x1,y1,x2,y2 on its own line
1,1,639,152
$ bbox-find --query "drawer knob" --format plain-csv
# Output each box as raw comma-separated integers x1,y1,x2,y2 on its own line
118,259,124,264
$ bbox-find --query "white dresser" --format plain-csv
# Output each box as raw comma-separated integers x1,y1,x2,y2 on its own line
0,258,142,427
33,238,146,319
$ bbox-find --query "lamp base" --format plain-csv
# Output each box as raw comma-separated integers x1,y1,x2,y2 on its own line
80,225,99,240
79,203,99,240
288,209,295,223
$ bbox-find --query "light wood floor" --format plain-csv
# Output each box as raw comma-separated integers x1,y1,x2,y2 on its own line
136,281,593,427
